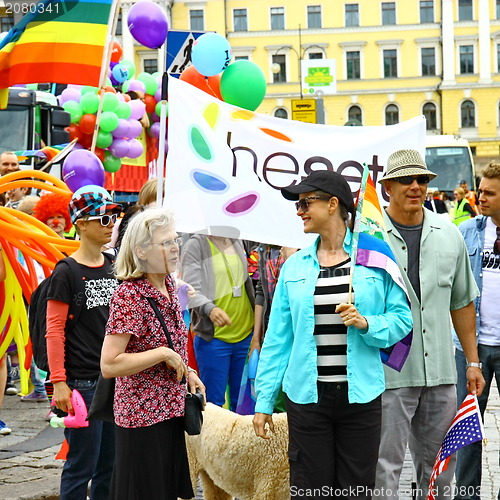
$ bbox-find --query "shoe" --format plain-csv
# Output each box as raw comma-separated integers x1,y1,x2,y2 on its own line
0,420,11,435
21,391,49,402
45,410,56,422
9,365,20,382
5,382,17,396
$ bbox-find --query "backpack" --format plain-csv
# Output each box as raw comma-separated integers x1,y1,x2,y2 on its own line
29,257,85,373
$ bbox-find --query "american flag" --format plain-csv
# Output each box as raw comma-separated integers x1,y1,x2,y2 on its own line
427,393,485,500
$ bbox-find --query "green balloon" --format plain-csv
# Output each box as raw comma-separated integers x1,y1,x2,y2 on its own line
62,101,83,124
137,72,158,95
80,92,100,114
155,100,168,117
81,86,98,95
96,130,113,148
115,101,132,120
220,60,267,111
102,92,119,112
121,59,136,80
103,153,122,173
100,111,119,132
121,80,130,93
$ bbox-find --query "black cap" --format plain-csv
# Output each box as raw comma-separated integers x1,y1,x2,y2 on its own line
281,171,355,212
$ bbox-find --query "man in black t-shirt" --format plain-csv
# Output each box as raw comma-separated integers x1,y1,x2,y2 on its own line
46,187,121,500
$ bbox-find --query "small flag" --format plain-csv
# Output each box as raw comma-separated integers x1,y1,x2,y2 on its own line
427,393,485,500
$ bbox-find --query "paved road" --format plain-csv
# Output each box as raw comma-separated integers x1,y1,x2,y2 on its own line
0,381,498,500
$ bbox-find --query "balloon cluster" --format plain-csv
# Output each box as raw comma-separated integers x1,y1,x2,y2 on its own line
180,32,267,112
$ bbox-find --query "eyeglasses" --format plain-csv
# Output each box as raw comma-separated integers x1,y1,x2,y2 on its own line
151,238,182,249
84,213,118,226
295,196,331,212
392,176,431,185
494,227,500,255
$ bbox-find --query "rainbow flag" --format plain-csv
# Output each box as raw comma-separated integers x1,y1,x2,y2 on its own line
352,164,412,371
0,0,114,107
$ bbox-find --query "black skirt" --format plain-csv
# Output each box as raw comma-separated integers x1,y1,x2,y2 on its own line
109,416,194,500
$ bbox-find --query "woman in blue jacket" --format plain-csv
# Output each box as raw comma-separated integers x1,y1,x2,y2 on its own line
253,170,412,499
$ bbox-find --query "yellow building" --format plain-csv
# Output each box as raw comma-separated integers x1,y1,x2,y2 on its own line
168,0,500,168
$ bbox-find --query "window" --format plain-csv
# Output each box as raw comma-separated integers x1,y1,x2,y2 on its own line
461,100,475,127
274,108,288,119
0,16,14,32
420,1,434,23
423,102,437,130
497,0,500,19
382,2,396,25
272,54,286,83
307,5,322,28
271,7,285,30
190,10,204,31
383,49,397,78
116,12,122,36
458,0,473,21
346,51,361,79
497,44,500,72
234,55,249,61
459,45,474,74
385,104,399,125
309,52,323,59
144,59,158,74
348,105,362,124
233,9,248,32
421,47,436,76
345,4,359,27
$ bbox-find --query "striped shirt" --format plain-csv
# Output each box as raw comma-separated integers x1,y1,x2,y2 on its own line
314,259,352,383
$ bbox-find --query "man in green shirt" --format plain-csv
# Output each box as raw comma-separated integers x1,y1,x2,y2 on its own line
374,149,485,500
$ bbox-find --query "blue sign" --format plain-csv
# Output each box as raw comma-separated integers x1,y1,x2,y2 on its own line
166,30,205,78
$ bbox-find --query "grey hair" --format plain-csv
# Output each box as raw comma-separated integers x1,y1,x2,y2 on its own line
114,207,175,281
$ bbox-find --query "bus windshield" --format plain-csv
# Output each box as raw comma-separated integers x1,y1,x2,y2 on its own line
425,146,474,192
0,106,31,153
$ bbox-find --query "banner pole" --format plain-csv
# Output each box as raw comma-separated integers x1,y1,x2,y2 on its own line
156,72,169,207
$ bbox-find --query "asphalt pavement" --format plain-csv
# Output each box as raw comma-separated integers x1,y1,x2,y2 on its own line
0,380,499,500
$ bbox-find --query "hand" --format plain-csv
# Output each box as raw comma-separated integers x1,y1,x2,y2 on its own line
162,347,188,381
188,370,206,405
466,366,485,397
53,381,74,415
253,412,274,439
209,307,232,327
249,332,262,358
336,303,368,330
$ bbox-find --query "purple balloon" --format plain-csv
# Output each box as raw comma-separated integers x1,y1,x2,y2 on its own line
127,79,146,94
149,122,160,138
128,119,143,139
109,138,131,158
60,87,81,104
128,99,146,121
154,88,161,102
151,111,160,123
112,118,131,138
62,150,105,192
127,1,169,49
126,139,143,159
109,61,118,70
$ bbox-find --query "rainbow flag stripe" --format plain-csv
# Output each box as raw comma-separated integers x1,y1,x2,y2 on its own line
0,0,113,90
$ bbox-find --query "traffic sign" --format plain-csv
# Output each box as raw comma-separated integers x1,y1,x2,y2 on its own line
291,99,317,124
166,30,205,78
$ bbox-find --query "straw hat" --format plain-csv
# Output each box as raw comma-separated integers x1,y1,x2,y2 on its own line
378,149,437,183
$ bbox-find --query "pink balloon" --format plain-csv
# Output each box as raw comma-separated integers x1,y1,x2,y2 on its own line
149,122,160,138
60,87,81,104
127,79,146,94
116,93,125,102
154,88,161,102
112,118,131,138
126,139,143,159
128,119,143,139
128,99,146,120
109,138,130,158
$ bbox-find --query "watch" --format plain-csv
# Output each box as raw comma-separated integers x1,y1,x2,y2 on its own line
466,361,482,370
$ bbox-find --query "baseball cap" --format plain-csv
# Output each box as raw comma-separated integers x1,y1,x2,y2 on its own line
68,187,122,224
281,170,355,213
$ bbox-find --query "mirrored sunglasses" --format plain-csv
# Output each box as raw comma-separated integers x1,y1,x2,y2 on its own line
85,213,118,226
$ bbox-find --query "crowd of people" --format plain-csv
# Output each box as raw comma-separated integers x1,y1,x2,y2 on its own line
0,146,499,500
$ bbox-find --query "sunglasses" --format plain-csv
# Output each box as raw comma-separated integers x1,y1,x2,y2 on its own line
295,196,331,212
494,227,500,255
151,238,182,249
392,176,431,185
84,213,118,226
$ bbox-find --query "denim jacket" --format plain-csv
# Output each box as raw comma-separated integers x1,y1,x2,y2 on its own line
453,215,487,350
254,233,413,414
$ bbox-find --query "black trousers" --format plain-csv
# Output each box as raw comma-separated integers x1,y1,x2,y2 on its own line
286,382,381,499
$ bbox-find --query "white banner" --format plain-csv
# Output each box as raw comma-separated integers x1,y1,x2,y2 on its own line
165,78,426,248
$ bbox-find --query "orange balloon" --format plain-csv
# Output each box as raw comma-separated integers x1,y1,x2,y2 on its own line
94,147,106,162
180,66,222,100
67,124,83,142
78,133,93,149
99,85,117,95
110,40,123,63
144,94,156,114
79,114,97,135
122,93,131,102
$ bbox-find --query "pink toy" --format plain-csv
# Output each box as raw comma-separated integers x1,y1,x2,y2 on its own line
50,389,89,428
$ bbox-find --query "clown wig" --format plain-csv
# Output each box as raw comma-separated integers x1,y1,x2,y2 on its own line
33,192,73,232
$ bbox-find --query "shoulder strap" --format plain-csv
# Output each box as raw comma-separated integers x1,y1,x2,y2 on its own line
146,297,175,351
59,257,85,325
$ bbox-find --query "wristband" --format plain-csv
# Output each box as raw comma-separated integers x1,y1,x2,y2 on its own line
466,361,482,370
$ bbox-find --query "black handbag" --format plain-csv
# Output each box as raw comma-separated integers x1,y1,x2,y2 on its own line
86,375,115,422
147,297,204,435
